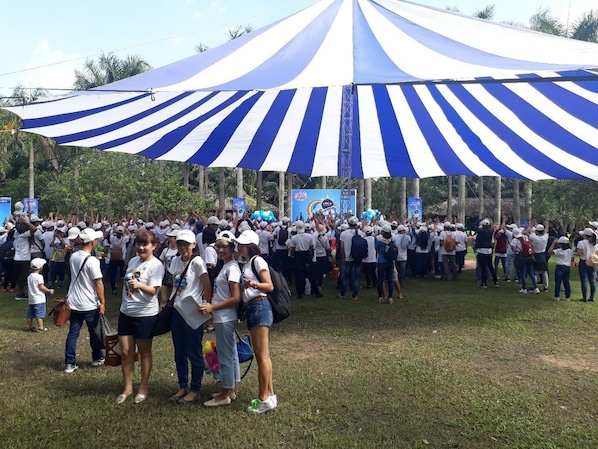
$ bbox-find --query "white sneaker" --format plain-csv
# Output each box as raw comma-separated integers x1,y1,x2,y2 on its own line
247,396,276,414
553,297,560,301
64,363,79,374
519,289,527,294
534,288,540,295
91,358,105,367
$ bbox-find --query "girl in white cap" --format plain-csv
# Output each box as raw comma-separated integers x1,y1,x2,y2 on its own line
27,258,54,331
548,237,573,301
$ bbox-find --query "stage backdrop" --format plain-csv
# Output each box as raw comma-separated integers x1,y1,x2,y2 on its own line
291,189,356,221
0,198,11,225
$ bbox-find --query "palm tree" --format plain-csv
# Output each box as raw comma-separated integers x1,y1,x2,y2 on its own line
570,10,598,42
529,8,565,36
473,5,495,20
73,52,152,90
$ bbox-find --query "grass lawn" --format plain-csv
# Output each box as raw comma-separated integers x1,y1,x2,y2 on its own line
1,259,598,449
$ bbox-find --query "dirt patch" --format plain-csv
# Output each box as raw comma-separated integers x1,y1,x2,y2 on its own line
539,354,598,373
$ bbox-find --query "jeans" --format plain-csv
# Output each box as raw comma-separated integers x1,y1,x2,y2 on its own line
107,260,125,292
377,261,394,298
363,262,377,288
516,256,537,290
505,253,517,281
477,253,497,285
578,261,596,300
340,261,361,298
171,310,204,392
494,256,506,279
554,265,571,299
48,261,66,286
396,260,407,285
214,320,240,389
65,309,103,365
456,250,466,272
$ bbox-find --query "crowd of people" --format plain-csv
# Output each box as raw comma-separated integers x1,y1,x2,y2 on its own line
3,200,598,414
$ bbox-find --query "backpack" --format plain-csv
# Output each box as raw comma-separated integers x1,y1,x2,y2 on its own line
251,257,291,323
0,237,15,259
350,230,368,262
277,228,289,246
384,240,398,261
444,233,456,252
520,239,535,259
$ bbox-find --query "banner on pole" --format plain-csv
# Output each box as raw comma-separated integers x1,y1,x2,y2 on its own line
291,189,356,220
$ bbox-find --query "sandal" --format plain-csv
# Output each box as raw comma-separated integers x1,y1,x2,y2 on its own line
168,389,187,402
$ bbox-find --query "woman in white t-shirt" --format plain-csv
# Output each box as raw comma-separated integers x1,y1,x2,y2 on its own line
235,230,276,414
116,229,165,405
167,230,211,404
576,228,597,302
549,236,573,301
200,231,241,407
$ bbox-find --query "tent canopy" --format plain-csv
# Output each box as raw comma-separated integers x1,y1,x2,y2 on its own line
5,0,598,180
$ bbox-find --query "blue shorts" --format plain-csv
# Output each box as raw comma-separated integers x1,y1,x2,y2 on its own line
245,298,273,330
118,312,158,340
27,303,46,319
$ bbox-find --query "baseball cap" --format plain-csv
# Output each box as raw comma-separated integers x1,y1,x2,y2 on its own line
557,236,570,244
217,230,235,243
30,258,47,269
318,224,327,236
295,221,305,233
535,224,545,232
175,229,196,243
79,228,103,243
29,214,42,223
397,225,406,232
581,228,594,237
166,228,179,237
348,216,359,226
76,221,87,229
235,230,259,245
115,225,125,234
207,216,220,225
67,227,81,239
382,224,392,233
480,219,490,226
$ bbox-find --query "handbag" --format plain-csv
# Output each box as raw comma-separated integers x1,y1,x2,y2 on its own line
235,329,254,379
152,256,196,336
49,298,70,327
48,255,91,327
92,315,114,350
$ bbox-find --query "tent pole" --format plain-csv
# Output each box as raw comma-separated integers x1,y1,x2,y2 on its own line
339,85,353,217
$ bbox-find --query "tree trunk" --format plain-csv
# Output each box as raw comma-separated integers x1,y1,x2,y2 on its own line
365,178,372,211
256,171,263,211
358,179,365,214
287,173,293,219
412,178,420,198
458,175,466,225
478,176,484,218
218,168,225,217
278,172,285,218
236,168,244,198
321,176,327,189
198,165,205,196
524,181,533,222
183,162,190,188
495,176,502,223
447,176,453,221
513,178,520,225
400,177,407,219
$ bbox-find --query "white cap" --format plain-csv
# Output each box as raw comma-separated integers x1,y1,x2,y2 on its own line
382,224,392,233
217,230,235,243
166,229,179,237
535,224,545,232
557,236,570,244
79,228,103,243
30,258,47,269
589,221,598,229
348,216,359,226
207,216,220,225
397,225,406,232
29,214,42,223
76,221,87,229
235,230,259,245
145,222,155,229
115,225,125,234
92,223,102,231
480,219,490,226
175,229,196,243
581,228,594,237
67,227,81,239
295,220,305,233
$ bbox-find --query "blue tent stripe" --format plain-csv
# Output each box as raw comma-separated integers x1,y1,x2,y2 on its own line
134,91,254,159
287,88,328,175
238,90,297,169
369,1,569,73
89,91,220,150
214,1,344,91
350,88,364,178
402,85,475,176
428,85,524,179
353,2,413,84
186,92,265,166
483,84,598,164
53,92,196,145
22,93,151,129
371,85,418,177
451,84,590,179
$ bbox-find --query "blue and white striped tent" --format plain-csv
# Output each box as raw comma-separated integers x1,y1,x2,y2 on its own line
5,0,598,180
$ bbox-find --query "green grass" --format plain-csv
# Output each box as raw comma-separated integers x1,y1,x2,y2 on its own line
1,260,598,449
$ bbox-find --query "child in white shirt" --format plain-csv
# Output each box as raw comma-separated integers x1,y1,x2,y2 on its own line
548,237,574,301
27,258,55,332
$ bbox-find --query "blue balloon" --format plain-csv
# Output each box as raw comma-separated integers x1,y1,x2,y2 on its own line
251,211,260,220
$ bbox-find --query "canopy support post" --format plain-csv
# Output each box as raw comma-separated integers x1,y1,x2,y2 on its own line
340,84,353,217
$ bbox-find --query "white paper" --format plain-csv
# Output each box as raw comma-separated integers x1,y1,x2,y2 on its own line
173,295,212,330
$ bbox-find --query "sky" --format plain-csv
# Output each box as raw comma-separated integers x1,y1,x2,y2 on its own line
0,0,595,98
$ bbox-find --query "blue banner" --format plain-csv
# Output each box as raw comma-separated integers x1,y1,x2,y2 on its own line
232,197,247,217
23,198,39,216
0,197,11,225
291,189,356,220
407,197,423,224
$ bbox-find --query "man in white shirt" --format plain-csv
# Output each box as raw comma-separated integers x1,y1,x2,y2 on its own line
287,221,320,298
337,216,365,300
64,228,106,374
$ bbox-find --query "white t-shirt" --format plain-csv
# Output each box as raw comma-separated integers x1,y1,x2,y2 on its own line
120,256,164,317
212,260,241,324
169,256,209,306
257,229,273,255
339,228,365,261
553,248,573,266
242,256,269,303
203,245,218,267
159,246,178,271
67,251,103,311
576,239,596,261
529,233,548,253
13,229,31,261
27,272,46,305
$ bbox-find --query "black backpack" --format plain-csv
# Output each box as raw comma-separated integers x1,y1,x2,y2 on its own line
0,237,15,259
350,230,368,262
251,257,291,323
277,227,289,246
384,240,398,261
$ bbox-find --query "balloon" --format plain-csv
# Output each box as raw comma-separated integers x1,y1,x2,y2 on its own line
251,211,260,220
211,340,216,350
203,340,213,354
